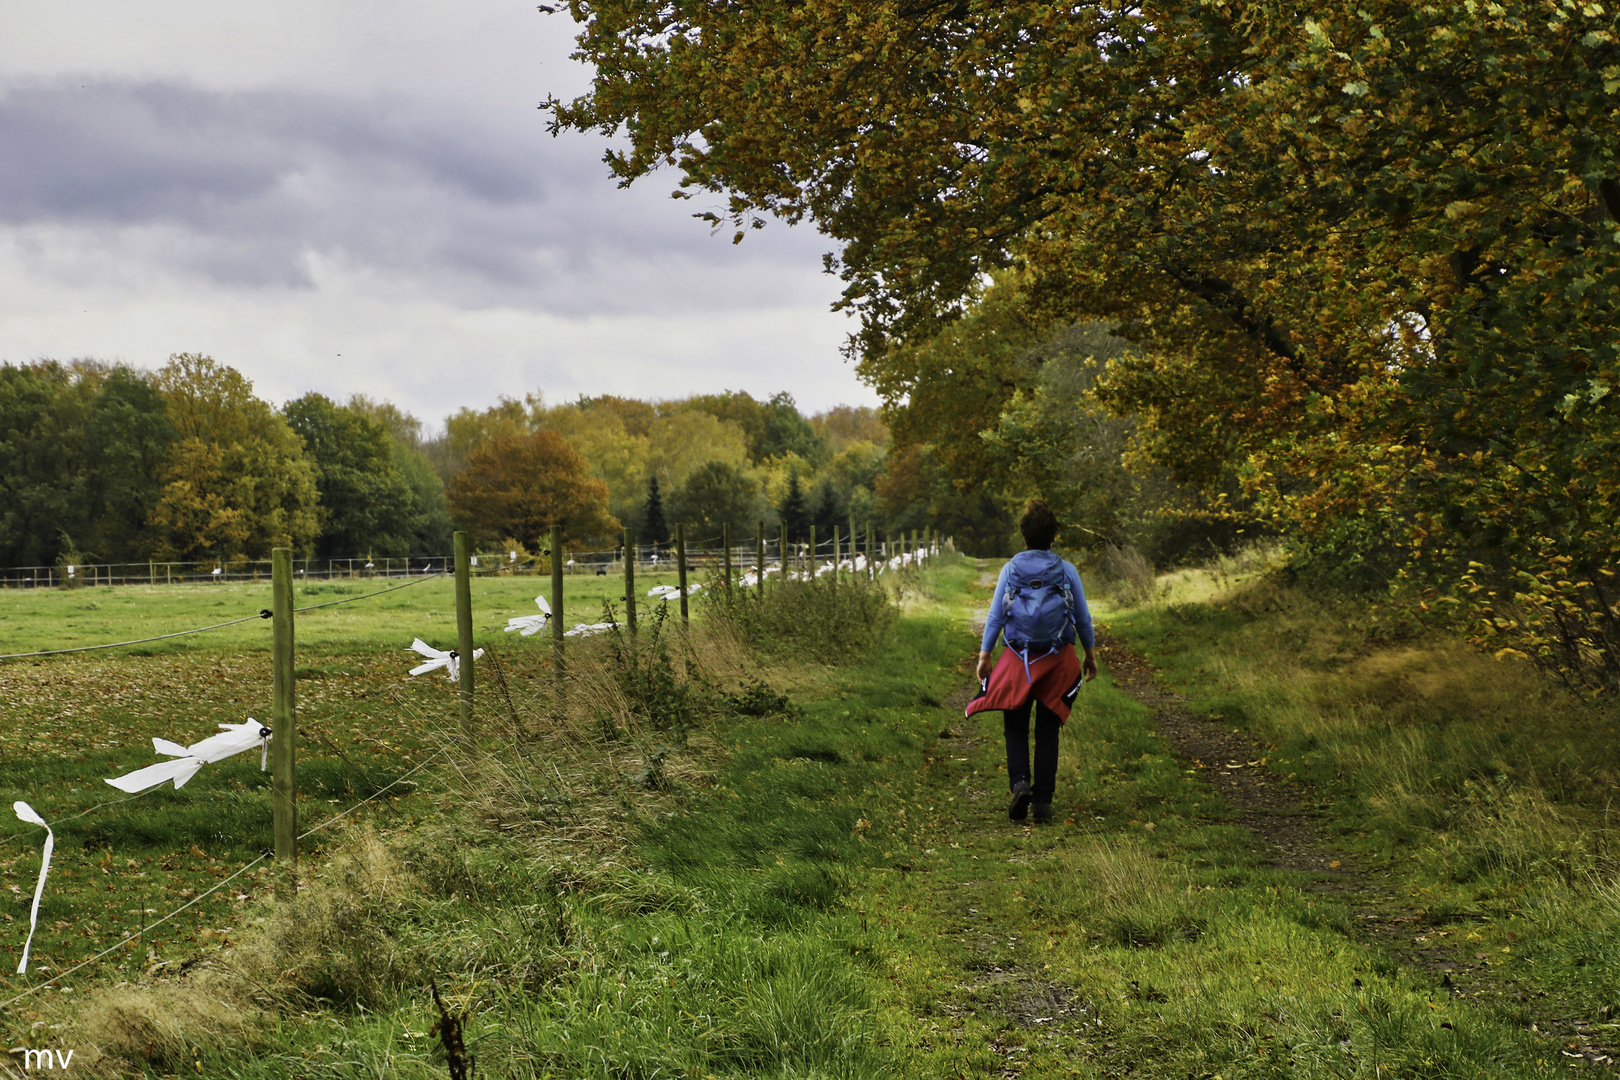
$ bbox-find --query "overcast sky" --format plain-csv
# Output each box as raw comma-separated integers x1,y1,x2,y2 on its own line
0,2,874,425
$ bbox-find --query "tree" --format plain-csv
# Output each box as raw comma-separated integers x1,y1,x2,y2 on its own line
548,0,1620,682
776,468,810,544
810,406,888,455
446,430,619,548
537,401,650,528
681,391,772,460
811,477,842,538
644,410,751,490
427,393,542,481
668,461,767,540
149,355,319,560
0,362,174,567
284,393,453,558
641,475,668,546
760,392,828,466
876,444,1012,557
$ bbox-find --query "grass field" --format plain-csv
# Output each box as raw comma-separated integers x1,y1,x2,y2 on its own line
0,566,705,1005
4,553,1618,1076
0,567,702,654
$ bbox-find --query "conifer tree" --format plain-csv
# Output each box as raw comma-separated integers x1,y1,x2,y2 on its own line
642,474,668,549
778,468,809,544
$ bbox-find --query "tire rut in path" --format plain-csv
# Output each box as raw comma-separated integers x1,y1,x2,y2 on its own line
1099,627,1619,1068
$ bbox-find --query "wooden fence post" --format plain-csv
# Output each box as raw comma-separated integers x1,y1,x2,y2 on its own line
866,522,875,580
722,523,732,598
550,524,565,691
676,523,689,624
623,527,637,638
756,521,765,600
454,531,476,740
832,526,840,590
271,548,297,902
809,524,817,583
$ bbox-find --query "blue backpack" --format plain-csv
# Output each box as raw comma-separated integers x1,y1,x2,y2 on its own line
1001,549,1076,661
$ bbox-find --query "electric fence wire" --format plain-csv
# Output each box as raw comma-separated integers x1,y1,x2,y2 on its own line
0,850,271,1012
291,570,448,612
0,611,274,661
0,572,455,662
0,745,451,1011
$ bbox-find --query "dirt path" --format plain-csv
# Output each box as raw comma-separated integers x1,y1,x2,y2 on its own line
1097,628,1619,1069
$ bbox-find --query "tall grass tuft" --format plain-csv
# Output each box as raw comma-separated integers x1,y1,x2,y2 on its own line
700,571,896,664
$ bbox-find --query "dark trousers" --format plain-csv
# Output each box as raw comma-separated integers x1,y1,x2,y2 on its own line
1004,699,1062,802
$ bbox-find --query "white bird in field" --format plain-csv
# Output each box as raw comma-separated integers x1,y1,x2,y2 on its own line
407,638,484,679
563,621,617,638
504,594,553,636
104,718,272,794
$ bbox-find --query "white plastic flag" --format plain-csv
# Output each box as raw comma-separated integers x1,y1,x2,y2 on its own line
105,719,272,794
13,802,54,974
563,621,617,638
646,583,703,601
408,638,484,679
504,595,553,636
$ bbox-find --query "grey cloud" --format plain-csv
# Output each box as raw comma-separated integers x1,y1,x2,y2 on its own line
0,78,835,311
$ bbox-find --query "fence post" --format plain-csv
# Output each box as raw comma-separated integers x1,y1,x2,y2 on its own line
832,526,840,590
623,527,637,638
454,531,476,740
550,524,565,690
756,521,765,600
271,548,297,902
676,523,689,624
809,524,817,583
722,523,732,598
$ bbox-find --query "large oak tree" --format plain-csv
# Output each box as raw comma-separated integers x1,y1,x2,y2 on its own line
549,0,1620,686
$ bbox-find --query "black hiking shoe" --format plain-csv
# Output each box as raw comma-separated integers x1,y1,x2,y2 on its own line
1008,780,1032,821
1032,802,1054,825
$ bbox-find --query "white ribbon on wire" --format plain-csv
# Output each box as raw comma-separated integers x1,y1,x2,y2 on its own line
408,639,483,679
104,718,273,794
503,595,552,637
13,802,54,974
647,583,703,601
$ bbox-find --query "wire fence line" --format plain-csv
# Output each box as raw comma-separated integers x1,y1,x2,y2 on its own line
0,740,451,1009
0,851,274,1013
0,573,454,662
0,529,943,1009
0,534,923,590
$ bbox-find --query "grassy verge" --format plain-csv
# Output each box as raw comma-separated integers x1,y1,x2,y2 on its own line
1104,565,1620,1031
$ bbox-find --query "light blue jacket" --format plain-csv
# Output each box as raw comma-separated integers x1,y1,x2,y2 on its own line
980,550,1095,654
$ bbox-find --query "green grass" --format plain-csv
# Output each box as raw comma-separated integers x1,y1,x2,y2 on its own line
4,554,1609,1076
0,567,698,994
0,569,701,655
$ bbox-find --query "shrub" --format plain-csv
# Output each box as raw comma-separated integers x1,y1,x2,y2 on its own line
700,571,895,664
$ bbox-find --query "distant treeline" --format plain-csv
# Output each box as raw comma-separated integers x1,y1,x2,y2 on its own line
0,355,1005,569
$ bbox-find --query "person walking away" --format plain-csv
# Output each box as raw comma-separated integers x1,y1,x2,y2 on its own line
965,499,1097,824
